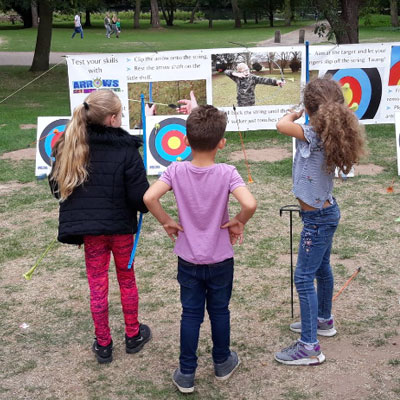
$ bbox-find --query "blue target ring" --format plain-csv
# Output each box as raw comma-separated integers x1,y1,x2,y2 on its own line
38,119,69,166
325,68,381,120
149,117,192,167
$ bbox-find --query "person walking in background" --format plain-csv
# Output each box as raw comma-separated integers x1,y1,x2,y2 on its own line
144,94,257,393
49,90,152,364
111,14,119,38
71,13,83,39
116,18,121,36
274,78,366,366
104,13,111,38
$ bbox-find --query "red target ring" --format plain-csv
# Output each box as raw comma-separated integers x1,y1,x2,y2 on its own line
161,130,187,156
339,76,362,108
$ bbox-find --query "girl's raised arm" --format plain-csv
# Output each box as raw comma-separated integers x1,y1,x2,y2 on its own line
276,110,306,141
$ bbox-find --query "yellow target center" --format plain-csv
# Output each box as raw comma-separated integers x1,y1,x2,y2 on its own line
341,83,353,106
168,136,181,150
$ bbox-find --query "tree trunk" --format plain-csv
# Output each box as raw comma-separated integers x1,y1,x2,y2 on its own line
189,0,200,23
284,0,291,26
84,9,91,27
150,0,160,28
160,0,174,26
231,0,241,28
315,0,361,44
30,0,53,72
134,0,141,29
31,1,38,27
390,0,399,27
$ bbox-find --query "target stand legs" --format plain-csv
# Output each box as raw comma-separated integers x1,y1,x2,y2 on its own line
279,205,301,318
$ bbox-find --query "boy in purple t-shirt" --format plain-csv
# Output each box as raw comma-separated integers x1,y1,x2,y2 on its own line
144,104,256,394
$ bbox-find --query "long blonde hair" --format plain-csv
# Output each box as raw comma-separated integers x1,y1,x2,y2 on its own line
51,90,121,201
304,78,366,174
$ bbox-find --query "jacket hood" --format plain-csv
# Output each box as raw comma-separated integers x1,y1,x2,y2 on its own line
87,124,143,149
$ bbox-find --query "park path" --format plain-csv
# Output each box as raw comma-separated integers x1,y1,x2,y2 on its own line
0,23,328,66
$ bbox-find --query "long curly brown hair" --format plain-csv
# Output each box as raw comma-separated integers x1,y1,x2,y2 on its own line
304,78,366,175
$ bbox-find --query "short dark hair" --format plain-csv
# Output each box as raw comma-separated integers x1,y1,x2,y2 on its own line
186,105,227,151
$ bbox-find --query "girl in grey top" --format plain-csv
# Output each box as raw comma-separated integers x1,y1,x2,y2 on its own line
274,78,366,366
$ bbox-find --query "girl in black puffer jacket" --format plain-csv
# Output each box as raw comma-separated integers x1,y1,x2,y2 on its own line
49,89,151,364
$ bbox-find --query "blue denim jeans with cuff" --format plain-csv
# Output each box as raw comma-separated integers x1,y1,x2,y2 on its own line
295,201,340,345
177,257,234,374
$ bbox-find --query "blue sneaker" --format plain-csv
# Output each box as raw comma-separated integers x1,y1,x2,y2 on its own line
275,341,325,366
172,368,195,393
290,317,337,337
214,351,240,381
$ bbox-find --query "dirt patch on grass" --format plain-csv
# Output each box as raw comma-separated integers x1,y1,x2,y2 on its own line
0,181,36,195
355,163,384,176
19,124,37,130
230,147,291,162
1,147,36,161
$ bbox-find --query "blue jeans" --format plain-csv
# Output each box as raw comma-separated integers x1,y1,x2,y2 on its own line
177,257,234,374
72,27,83,38
295,202,340,345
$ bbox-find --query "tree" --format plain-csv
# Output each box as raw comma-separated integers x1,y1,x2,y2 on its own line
134,0,141,28
160,0,175,26
313,0,364,44
189,0,200,23
284,0,292,26
150,0,161,27
231,0,241,28
390,0,399,27
30,0,53,71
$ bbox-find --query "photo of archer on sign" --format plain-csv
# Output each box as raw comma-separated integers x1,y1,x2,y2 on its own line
211,50,302,108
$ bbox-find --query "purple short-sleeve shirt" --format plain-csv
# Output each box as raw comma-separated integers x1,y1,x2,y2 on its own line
159,161,245,264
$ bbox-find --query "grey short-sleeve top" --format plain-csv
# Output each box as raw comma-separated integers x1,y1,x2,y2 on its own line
292,124,334,209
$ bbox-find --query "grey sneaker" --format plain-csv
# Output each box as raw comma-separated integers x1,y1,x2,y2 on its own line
290,317,337,337
274,341,325,366
172,368,195,394
214,350,240,381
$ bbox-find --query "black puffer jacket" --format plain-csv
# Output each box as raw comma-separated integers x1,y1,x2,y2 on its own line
50,124,149,245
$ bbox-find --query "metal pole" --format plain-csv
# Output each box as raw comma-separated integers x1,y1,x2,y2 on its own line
280,205,301,318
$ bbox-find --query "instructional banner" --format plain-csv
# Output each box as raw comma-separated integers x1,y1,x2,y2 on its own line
395,112,400,176
66,42,400,133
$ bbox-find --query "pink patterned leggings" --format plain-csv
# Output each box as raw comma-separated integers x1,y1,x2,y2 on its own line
84,234,139,346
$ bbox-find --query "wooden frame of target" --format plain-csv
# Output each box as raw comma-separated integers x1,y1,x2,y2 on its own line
145,115,192,175
35,117,70,177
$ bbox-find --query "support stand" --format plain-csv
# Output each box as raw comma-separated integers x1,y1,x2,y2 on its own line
279,205,301,318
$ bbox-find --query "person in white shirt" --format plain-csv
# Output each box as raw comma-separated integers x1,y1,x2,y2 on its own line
72,13,83,39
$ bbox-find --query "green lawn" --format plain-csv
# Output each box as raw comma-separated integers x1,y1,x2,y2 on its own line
0,18,312,53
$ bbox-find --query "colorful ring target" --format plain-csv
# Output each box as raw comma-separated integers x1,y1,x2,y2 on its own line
149,117,192,167
325,68,382,120
389,46,400,86
38,119,69,166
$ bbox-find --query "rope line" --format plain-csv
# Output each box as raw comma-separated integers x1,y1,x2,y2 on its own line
0,58,66,105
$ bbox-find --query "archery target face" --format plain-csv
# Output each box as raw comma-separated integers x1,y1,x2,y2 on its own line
145,115,192,175
324,68,382,120
389,46,400,86
35,117,70,177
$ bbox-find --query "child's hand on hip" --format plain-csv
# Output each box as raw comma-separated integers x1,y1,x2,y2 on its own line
221,218,245,245
163,220,184,242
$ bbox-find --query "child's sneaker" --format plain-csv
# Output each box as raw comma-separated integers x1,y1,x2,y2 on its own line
214,350,241,381
172,368,195,394
125,324,152,354
92,339,113,364
289,317,337,337
274,341,325,366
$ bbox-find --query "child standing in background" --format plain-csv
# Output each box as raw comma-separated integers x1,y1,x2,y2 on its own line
274,78,366,366
144,99,257,393
49,90,151,364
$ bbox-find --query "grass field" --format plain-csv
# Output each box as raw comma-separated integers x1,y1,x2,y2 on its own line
1,14,400,400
